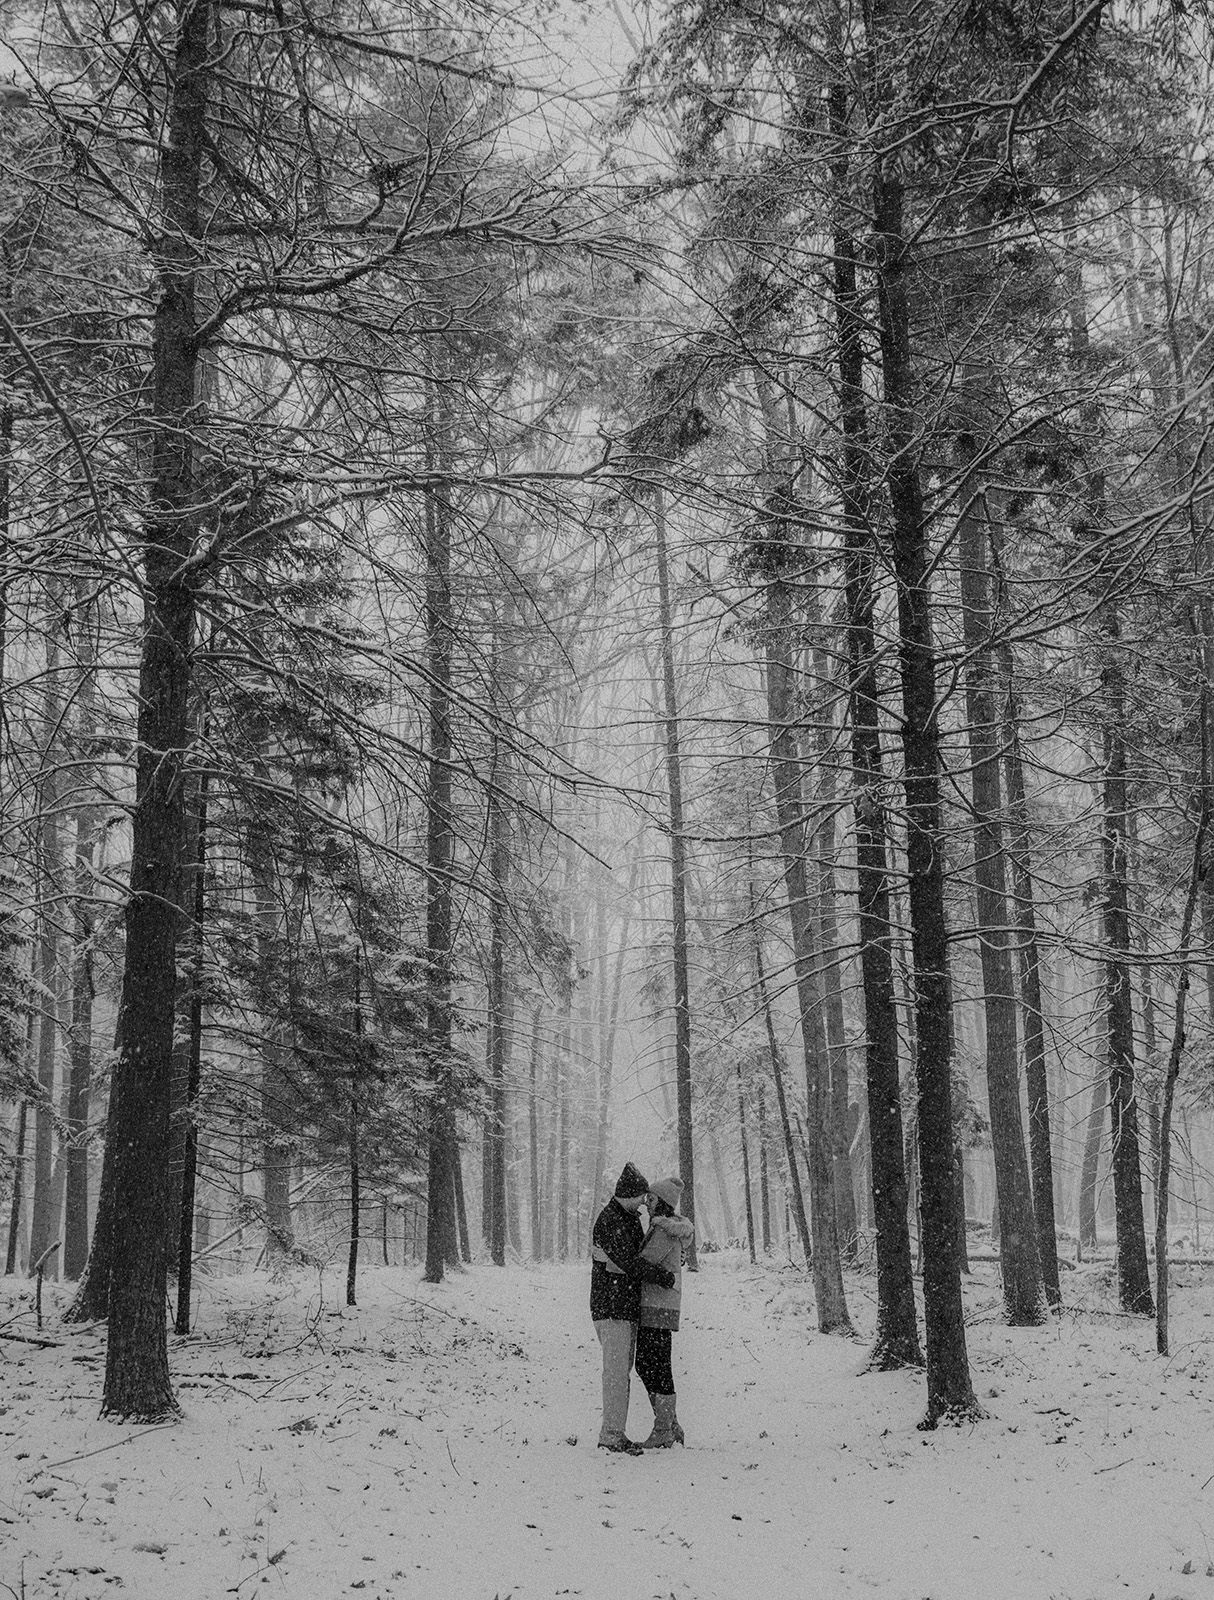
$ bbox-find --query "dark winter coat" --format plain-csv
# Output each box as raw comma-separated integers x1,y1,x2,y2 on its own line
589,1198,672,1322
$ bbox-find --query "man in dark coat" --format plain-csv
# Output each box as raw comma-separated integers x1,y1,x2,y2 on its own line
590,1162,674,1454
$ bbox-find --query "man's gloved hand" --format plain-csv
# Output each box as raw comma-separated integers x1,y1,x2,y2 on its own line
658,1268,675,1290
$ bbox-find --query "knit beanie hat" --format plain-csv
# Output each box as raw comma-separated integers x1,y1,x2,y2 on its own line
649,1176,684,1211
614,1161,650,1199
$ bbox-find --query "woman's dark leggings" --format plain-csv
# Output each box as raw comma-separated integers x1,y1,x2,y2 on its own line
635,1325,674,1395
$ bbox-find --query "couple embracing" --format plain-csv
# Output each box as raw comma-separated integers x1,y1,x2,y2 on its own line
589,1162,695,1457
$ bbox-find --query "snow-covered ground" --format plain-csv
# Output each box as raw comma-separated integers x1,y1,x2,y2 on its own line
3,1254,1213,1599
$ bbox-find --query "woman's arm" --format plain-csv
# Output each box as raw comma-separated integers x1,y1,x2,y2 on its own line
596,1210,673,1286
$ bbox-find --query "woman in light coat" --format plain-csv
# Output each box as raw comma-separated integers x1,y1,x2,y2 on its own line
635,1176,694,1448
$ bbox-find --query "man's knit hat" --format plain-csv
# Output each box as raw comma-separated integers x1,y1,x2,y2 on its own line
649,1175,684,1211
614,1161,650,1199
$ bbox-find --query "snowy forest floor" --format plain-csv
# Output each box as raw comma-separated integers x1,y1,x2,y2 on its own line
3,1255,1214,1600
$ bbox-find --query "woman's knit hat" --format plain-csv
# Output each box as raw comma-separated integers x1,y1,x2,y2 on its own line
648,1176,684,1211
614,1161,650,1199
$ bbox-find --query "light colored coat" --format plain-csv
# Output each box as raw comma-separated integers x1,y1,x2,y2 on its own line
639,1214,694,1330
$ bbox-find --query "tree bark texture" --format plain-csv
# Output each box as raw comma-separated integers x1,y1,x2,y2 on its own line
873,159,979,1424
988,523,1061,1304
737,1057,757,1263
5,1097,27,1275
64,710,98,1282
653,488,698,1267
102,0,212,1420
594,854,638,1214
29,607,64,1276
1101,638,1154,1314
1069,274,1153,1315
347,957,362,1306
63,1011,119,1323
757,1081,772,1251
957,482,1045,1325
830,142,922,1366
453,1146,471,1263
760,600,852,1333
174,768,207,1333
1078,1067,1106,1254
250,824,294,1262
1154,811,1206,1355
811,704,860,1264
754,921,813,1267
556,923,572,1261
487,746,511,1267
423,377,458,1284
528,1008,541,1260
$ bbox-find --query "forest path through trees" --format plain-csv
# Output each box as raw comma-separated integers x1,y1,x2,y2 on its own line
4,1260,1214,1598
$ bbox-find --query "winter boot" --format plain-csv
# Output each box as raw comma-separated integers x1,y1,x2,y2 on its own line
597,1431,643,1456
641,1392,681,1449
670,1396,685,1447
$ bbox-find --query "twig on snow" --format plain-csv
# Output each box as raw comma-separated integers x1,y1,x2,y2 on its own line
39,1423,177,1472
0,1330,61,1349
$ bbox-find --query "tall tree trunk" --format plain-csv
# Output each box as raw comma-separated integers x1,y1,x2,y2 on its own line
5,1097,27,1274
486,711,511,1266
872,156,980,1424
528,1009,541,1261
541,1046,559,1259
250,825,294,1262
556,919,572,1261
506,1090,523,1256
0,394,23,1270
820,0,868,1290
1078,1068,1106,1254
757,1080,772,1252
28,881,62,1275
1154,809,1207,1355
346,955,362,1306
830,172,921,1362
174,768,208,1332
812,717,859,1265
1182,1110,1199,1252
1125,807,1162,1216
488,1001,510,1266
762,573,851,1333
101,0,211,1420
989,525,1061,1305
753,907,813,1270
822,965,857,1262
423,374,458,1284
63,1010,120,1321
29,599,64,1276
798,567,859,1268
481,1029,493,1244
64,576,99,1283
594,854,638,1212
1068,273,1153,1315
957,477,1045,1326
653,488,698,1266
1100,626,1153,1311
1101,674,1153,1311
0,398,21,1277
453,1146,471,1264
573,901,595,1255
737,1058,757,1263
